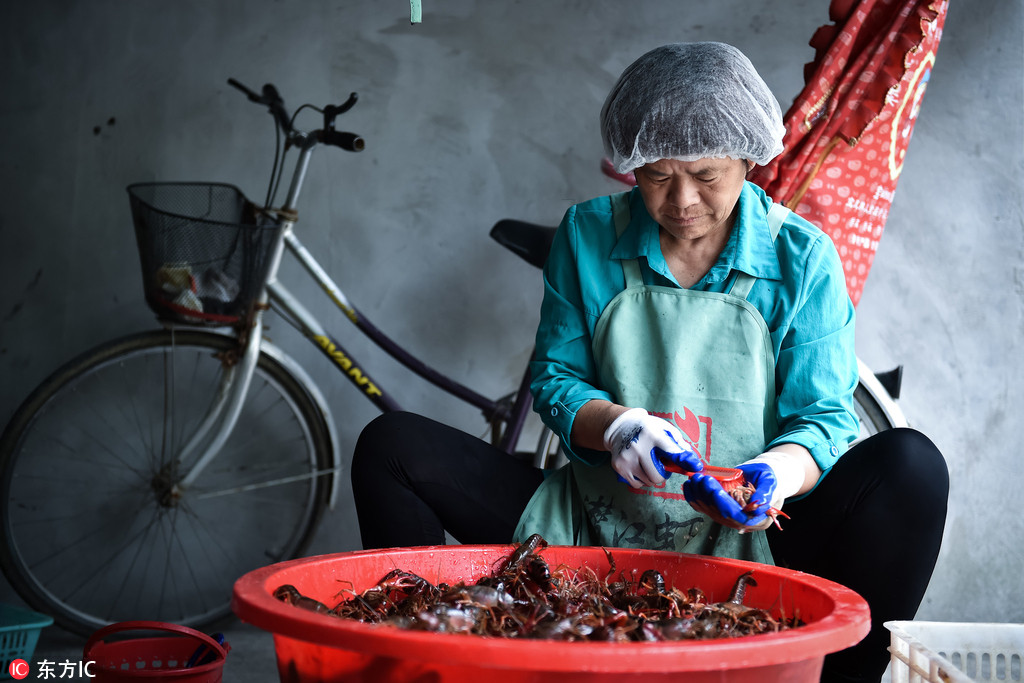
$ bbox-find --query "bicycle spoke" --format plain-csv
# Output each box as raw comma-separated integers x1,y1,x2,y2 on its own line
176,500,239,588
47,500,158,608
20,405,152,489
163,507,206,622
81,364,166,477
104,506,168,621
193,467,338,500
74,418,153,484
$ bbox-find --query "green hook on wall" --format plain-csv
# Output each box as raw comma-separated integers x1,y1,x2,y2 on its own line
410,0,422,24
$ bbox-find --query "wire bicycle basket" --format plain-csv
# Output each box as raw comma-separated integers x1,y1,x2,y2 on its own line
128,182,279,325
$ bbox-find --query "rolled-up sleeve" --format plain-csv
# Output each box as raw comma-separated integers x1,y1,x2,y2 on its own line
530,205,615,465
768,232,859,472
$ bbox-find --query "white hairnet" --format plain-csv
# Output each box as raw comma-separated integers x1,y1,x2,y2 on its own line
600,42,785,174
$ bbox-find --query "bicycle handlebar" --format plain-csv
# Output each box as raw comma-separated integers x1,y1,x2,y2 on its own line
318,129,365,152
226,77,261,102
227,77,364,152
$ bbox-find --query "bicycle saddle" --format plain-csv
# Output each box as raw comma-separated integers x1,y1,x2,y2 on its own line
489,219,556,270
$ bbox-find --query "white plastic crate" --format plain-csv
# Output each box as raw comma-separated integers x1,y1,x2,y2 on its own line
886,620,1024,683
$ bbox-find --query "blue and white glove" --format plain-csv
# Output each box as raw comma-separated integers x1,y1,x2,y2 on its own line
683,452,804,532
603,408,703,488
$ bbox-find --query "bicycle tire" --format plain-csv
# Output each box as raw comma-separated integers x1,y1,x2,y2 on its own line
853,358,908,441
0,329,332,636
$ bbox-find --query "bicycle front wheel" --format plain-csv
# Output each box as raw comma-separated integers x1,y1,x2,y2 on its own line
0,329,332,635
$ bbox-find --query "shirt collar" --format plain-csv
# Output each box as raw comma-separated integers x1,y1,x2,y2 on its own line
609,183,782,286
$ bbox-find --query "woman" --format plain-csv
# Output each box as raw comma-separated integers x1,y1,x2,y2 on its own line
352,42,948,683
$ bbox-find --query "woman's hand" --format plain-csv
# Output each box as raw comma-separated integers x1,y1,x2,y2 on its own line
602,408,703,488
683,450,809,532
684,472,768,530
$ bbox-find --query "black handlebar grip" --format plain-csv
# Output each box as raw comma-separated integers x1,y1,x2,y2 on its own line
227,78,261,101
321,130,365,152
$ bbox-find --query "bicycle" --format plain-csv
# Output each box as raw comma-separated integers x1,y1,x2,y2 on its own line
0,79,906,636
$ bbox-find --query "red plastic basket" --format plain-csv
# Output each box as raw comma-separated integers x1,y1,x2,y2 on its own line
232,545,870,683
83,621,229,683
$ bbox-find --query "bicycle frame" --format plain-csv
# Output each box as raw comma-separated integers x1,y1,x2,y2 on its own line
178,132,537,495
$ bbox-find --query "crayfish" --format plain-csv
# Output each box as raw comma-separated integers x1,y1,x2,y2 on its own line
272,534,800,641
665,463,791,530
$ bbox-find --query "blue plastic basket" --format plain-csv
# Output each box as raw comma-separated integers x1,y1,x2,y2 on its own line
1,603,53,679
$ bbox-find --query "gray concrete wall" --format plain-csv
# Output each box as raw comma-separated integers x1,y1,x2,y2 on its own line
1,0,1020,626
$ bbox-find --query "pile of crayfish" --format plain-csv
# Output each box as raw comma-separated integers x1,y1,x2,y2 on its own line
273,534,800,641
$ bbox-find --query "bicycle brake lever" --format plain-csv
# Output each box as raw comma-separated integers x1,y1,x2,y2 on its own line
261,83,283,105
259,84,292,134
337,92,359,115
324,93,359,130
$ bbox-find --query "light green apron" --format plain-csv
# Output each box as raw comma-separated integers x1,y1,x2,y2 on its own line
515,192,788,564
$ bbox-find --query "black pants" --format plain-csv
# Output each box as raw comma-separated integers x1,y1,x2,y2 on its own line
351,412,948,683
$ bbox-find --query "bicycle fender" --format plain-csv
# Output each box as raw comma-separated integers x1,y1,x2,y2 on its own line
856,357,908,431
259,339,343,509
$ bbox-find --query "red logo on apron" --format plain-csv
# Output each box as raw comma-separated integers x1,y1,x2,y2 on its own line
627,407,712,501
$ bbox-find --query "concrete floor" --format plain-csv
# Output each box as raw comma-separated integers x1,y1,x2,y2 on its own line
2,0,1022,681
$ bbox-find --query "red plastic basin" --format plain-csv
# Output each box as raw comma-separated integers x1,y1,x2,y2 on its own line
232,545,869,683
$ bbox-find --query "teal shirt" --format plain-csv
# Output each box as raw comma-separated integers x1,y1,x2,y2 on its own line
530,182,859,473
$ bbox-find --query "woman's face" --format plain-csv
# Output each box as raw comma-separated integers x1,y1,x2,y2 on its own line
634,157,752,243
